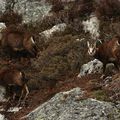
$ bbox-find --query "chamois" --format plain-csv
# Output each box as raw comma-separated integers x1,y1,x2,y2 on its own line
87,36,120,73
0,67,29,105
1,25,37,58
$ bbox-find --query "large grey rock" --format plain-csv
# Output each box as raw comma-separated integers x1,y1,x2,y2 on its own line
0,86,6,102
82,14,100,40
0,22,6,40
13,0,52,24
0,22,6,30
0,0,6,13
78,59,103,77
22,88,120,120
39,23,67,41
0,114,6,120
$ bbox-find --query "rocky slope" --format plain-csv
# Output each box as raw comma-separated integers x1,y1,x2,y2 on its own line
0,0,120,120
23,88,120,120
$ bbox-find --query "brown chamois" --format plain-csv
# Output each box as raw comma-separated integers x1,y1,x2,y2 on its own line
0,67,29,105
87,36,120,73
1,25,38,58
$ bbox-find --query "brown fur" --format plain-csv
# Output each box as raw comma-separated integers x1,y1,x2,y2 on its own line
1,25,37,57
88,36,120,72
0,67,29,105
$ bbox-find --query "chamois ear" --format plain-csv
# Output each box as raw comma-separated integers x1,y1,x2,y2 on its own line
87,41,90,47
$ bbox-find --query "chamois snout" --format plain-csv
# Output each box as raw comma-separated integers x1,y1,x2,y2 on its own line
87,41,97,56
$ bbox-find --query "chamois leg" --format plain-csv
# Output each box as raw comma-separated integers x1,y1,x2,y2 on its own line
17,88,24,106
12,92,16,101
22,84,29,104
17,84,29,106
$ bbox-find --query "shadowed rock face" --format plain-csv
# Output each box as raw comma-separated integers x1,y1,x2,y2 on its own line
22,88,120,120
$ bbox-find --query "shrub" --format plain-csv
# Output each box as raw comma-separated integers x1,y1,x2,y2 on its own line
50,0,64,12
31,34,89,84
95,0,120,20
0,10,23,26
92,90,108,101
67,0,94,22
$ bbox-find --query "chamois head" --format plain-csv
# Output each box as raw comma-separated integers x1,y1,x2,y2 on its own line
23,34,38,57
87,41,97,56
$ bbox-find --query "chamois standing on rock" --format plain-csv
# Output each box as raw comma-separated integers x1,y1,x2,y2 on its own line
87,36,120,73
0,25,37,58
0,67,29,105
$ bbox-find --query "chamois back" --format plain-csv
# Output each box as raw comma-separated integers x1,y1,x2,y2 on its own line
1,25,37,57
